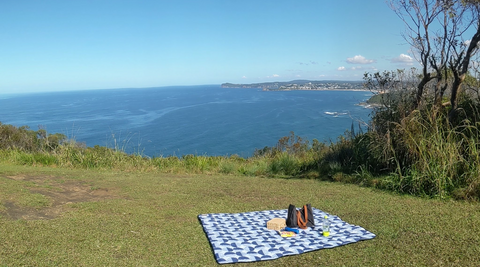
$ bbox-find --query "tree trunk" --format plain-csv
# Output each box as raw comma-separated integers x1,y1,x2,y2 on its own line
449,72,465,121
414,73,431,109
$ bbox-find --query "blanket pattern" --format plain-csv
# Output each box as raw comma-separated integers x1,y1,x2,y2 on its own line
198,208,375,264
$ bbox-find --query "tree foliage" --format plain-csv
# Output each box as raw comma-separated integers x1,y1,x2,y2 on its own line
0,122,66,152
389,0,480,119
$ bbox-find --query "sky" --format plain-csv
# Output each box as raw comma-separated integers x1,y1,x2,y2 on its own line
0,0,418,94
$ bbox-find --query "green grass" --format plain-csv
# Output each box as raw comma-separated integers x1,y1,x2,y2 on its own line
0,163,479,266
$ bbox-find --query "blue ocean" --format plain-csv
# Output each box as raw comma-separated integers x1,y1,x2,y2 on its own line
0,85,373,157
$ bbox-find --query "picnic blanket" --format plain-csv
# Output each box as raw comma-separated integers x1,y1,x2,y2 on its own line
198,208,375,264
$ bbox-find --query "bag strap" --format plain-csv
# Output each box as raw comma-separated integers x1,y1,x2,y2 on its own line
297,205,308,229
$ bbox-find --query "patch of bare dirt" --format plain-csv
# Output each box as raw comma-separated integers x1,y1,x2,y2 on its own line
1,174,119,221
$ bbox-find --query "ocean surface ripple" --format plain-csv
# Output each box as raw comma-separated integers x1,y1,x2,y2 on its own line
0,85,373,157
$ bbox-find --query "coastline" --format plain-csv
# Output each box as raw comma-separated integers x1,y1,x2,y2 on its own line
262,88,373,92
221,80,366,91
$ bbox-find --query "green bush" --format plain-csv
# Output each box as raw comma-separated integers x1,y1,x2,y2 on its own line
268,152,301,176
219,161,236,174
0,123,66,153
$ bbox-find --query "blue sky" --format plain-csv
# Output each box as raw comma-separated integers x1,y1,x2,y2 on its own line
0,0,417,94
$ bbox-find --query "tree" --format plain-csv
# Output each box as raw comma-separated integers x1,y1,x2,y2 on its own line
363,68,418,133
389,0,480,119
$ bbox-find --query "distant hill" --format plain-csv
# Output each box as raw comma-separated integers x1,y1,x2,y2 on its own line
221,80,365,91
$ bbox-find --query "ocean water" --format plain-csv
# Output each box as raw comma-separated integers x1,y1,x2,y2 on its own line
0,85,373,157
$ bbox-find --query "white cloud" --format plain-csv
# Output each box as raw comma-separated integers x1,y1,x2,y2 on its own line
337,66,346,71
391,54,414,64
346,55,375,64
242,76,247,79
273,74,280,77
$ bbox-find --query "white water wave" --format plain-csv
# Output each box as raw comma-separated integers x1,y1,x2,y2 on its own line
324,111,349,117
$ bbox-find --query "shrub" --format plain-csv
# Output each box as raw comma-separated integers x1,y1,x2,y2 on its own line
268,152,301,176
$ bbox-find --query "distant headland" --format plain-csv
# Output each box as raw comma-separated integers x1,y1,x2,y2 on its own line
221,80,365,91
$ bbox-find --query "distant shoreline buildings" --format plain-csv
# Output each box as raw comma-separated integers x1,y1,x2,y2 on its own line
221,80,366,91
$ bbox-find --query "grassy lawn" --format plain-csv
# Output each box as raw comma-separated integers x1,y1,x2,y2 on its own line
0,163,479,266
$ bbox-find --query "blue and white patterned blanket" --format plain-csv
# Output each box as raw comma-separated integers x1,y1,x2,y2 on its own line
198,208,375,264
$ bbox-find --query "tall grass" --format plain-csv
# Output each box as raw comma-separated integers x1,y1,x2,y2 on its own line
383,112,470,197
318,91,480,200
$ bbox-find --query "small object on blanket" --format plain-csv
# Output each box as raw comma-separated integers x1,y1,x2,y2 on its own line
284,227,299,234
266,218,286,231
322,215,331,237
278,230,296,237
